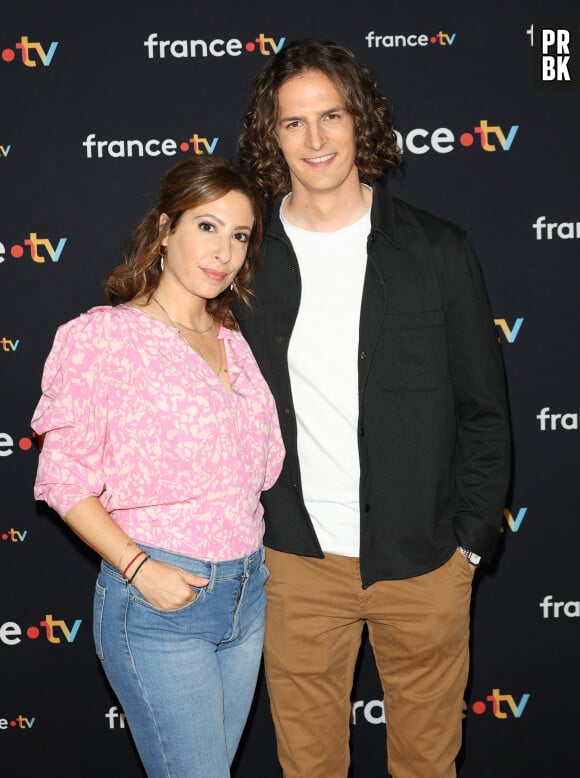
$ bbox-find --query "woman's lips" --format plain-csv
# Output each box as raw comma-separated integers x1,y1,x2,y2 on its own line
202,268,227,282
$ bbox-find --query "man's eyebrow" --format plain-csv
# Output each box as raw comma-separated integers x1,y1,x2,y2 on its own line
277,105,346,124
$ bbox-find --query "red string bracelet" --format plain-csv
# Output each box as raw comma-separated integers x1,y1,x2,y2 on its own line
128,554,151,585
122,550,146,579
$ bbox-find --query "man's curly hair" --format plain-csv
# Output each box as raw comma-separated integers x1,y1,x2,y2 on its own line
238,39,401,200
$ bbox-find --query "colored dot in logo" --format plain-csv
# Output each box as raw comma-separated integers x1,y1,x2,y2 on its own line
1,48,15,63
245,41,255,52
430,37,437,44
10,244,24,258
179,142,189,152
472,700,486,714
10,720,17,727
1,534,8,540
19,438,32,451
26,626,40,639
460,133,474,147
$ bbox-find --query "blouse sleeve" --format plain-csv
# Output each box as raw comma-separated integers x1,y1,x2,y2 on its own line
31,310,110,518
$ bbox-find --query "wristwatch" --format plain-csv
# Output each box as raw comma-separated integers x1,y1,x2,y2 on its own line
459,547,481,565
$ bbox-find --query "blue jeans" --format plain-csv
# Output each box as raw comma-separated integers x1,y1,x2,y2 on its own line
93,544,268,777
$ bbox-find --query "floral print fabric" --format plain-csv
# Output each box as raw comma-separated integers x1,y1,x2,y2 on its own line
32,305,284,561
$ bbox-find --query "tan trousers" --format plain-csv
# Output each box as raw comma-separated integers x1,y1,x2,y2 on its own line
263,548,474,778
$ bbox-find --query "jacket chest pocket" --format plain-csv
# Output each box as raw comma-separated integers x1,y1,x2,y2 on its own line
375,310,447,392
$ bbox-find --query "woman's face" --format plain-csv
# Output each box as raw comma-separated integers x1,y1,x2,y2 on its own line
160,190,254,302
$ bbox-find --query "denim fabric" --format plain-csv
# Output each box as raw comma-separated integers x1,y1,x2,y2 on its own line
93,544,268,777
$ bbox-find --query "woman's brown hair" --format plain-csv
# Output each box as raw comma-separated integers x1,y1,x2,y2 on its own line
105,155,262,328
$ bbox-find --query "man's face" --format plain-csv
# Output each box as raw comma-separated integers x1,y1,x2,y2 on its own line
275,69,358,198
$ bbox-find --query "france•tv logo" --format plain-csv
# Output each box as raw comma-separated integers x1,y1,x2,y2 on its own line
0,234,67,264
105,706,128,729
0,432,35,455
536,407,578,431
494,318,524,344
1,528,28,542
144,32,285,59
0,615,82,646
1,37,58,66
539,595,579,618
0,338,20,353
0,714,36,731
395,119,519,155
501,507,528,534
365,30,457,49
468,688,531,719
82,131,219,160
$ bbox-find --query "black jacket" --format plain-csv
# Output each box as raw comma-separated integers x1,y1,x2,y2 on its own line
234,182,511,587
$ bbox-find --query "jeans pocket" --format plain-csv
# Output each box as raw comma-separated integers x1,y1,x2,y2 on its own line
93,580,106,661
128,584,207,614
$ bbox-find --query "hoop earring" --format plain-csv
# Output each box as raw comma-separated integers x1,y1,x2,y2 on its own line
160,250,165,272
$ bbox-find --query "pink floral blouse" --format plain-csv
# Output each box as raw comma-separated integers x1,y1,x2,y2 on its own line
32,305,285,561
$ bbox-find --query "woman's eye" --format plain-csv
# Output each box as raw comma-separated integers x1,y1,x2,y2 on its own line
234,232,249,244
199,221,215,232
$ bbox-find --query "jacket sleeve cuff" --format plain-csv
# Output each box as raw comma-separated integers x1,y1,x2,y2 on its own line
453,512,502,563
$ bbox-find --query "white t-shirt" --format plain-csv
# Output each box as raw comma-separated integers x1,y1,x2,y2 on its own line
281,198,371,556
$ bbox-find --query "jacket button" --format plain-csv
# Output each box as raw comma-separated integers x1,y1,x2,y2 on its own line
275,335,283,342
284,407,291,415
290,266,296,272
359,427,364,436
360,351,367,360
363,504,370,513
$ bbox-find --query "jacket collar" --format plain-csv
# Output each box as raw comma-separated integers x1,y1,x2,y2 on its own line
263,197,287,240
370,178,400,249
264,178,400,249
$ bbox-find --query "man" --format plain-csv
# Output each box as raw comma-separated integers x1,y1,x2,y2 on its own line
235,39,511,778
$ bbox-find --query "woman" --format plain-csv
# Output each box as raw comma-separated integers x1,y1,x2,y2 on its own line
32,155,284,777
